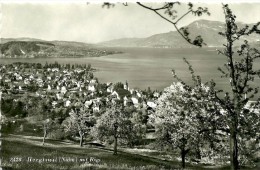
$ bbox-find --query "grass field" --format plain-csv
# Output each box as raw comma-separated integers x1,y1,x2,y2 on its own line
1,134,235,170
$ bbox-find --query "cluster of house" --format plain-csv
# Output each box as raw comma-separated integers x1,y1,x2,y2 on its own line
0,63,159,113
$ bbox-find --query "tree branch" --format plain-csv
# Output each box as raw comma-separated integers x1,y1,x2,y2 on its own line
199,127,230,134
174,10,192,25
136,2,200,47
214,92,234,115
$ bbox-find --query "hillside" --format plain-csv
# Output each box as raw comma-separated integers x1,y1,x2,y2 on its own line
0,39,121,58
99,19,260,48
0,37,45,44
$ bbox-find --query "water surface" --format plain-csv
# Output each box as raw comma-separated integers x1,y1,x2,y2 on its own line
1,47,259,93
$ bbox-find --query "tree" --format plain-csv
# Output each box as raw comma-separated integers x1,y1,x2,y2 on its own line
92,101,144,155
124,107,146,147
40,99,53,146
210,4,260,170
63,107,94,147
150,81,213,168
42,118,52,145
92,101,124,155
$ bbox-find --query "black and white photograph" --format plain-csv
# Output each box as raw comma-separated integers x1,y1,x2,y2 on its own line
0,0,260,169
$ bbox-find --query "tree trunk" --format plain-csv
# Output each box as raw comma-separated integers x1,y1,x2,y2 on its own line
230,130,238,170
181,149,186,169
196,147,201,160
196,135,201,160
113,136,118,155
230,117,239,170
79,134,83,147
42,129,47,145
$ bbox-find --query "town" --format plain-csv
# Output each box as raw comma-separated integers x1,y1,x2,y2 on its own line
0,62,160,145
0,62,158,113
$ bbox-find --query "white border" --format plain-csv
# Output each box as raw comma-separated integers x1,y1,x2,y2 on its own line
1,0,260,3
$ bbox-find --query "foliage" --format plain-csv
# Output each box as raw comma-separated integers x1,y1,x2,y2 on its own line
92,101,146,154
1,98,28,118
62,107,95,147
150,80,216,168
209,4,260,169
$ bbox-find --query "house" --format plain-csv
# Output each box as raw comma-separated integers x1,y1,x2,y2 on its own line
123,96,128,106
106,82,112,86
65,100,71,107
35,92,40,97
90,79,97,84
24,78,30,85
61,86,67,94
52,68,59,72
107,85,114,93
88,83,96,92
136,91,142,98
17,75,23,81
124,97,133,106
29,75,34,80
124,81,129,90
112,91,120,100
84,100,93,108
244,101,260,114
56,93,63,100
4,79,11,83
74,69,83,73
36,78,43,87
130,89,134,94
47,85,52,91
56,85,60,90
131,97,139,105
52,101,58,108
74,101,81,107
147,101,157,108
93,103,100,112
153,92,160,98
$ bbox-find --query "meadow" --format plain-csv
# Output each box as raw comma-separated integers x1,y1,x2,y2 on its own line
1,134,233,170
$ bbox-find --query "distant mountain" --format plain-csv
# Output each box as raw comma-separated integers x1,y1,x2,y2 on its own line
0,38,121,58
0,41,54,57
99,19,260,48
0,37,45,44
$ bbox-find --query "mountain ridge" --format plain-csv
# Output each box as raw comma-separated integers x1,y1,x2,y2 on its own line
0,39,121,58
98,19,260,48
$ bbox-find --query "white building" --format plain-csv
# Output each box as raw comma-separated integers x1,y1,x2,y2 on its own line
147,101,157,108
112,91,120,100
61,86,67,94
47,85,52,91
88,83,96,92
65,100,71,107
131,97,139,105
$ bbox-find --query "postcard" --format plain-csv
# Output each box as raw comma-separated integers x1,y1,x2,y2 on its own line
0,1,259,169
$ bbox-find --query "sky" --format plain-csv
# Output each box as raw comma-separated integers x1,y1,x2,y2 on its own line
1,1,260,43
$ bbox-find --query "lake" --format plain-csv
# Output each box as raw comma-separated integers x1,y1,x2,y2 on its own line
1,47,260,93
